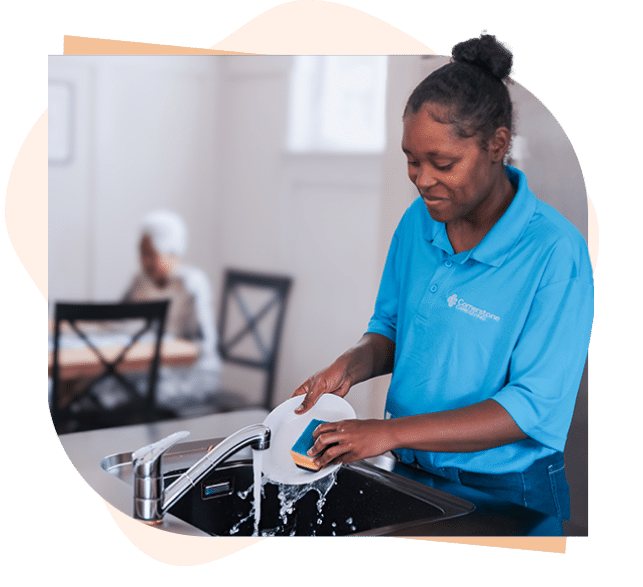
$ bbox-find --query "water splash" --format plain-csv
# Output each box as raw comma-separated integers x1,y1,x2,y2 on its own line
252,468,339,536
243,449,340,536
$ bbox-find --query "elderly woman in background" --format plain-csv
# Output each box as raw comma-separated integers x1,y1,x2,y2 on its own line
123,210,221,407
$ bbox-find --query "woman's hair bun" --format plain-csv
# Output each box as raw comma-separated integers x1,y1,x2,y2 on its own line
452,34,513,81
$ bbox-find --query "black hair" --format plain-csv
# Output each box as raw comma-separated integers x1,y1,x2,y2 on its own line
404,34,514,146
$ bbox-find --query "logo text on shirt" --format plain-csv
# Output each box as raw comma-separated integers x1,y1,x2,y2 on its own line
447,294,500,322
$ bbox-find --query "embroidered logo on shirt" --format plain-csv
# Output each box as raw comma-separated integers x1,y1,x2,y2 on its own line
447,294,500,322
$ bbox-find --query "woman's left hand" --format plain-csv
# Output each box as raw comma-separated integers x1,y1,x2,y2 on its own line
308,419,394,468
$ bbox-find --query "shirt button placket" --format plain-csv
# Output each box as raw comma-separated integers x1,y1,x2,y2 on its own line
428,258,453,295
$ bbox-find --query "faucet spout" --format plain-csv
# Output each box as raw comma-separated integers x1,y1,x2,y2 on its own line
132,424,271,523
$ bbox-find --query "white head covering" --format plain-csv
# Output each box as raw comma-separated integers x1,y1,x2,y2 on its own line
141,210,188,256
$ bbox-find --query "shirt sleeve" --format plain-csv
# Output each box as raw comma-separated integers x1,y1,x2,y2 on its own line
365,227,401,344
181,267,221,370
492,244,594,452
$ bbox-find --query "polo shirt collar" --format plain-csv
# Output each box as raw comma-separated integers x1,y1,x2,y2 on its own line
424,166,536,268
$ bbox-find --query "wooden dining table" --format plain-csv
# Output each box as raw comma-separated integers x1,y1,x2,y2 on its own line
48,337,200,381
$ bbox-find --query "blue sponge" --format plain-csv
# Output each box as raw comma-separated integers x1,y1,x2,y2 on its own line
290,419,328,470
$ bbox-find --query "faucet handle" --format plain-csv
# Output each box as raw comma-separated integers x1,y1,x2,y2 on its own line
132,430,190,475
132,430,189,522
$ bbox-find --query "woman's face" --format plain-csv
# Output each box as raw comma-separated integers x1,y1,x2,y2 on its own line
402,103,508,226
139,235,175,287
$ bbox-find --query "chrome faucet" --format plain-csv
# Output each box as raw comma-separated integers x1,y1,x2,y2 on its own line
132,424,271,523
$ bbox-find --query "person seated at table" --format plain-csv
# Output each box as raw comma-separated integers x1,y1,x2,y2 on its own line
122,209,222,407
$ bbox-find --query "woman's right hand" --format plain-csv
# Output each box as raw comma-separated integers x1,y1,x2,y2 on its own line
292,333,395,415
292,358,352,414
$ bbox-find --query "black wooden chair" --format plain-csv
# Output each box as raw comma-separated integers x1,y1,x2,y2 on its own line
50,301,177,434
207,268,293,412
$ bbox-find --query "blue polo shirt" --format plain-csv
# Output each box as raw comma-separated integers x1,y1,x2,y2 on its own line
366,166,594,475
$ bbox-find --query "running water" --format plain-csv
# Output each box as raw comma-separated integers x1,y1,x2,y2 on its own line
272,470,337,523
233,448,339,536
252,449,262,536
261,469,338,536
228,450,264,536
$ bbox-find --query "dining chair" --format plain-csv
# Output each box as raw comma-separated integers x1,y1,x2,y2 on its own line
206,268,293,413
50,300,177,434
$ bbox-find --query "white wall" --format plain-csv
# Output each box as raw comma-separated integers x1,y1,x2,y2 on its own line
212,56,383,417
48,56,220,305
48,55,385,419
49,59,96,302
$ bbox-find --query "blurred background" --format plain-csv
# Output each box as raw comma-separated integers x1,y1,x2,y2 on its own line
48,54,588,531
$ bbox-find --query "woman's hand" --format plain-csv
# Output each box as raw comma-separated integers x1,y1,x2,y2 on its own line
292,358,352,414
305,400,529,469
292,333,395,415
308,419,394,467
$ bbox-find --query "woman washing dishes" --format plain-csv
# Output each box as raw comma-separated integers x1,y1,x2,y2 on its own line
293,35,593,522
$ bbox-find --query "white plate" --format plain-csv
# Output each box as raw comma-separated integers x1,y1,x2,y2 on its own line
261,394,356,485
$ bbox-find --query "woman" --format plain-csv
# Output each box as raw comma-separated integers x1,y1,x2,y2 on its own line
293,35,593,521
124,210,221,406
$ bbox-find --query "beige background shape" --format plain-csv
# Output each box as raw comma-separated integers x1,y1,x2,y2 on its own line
6,0,598,564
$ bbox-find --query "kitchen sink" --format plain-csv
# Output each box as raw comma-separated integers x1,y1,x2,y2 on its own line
101,438,474,537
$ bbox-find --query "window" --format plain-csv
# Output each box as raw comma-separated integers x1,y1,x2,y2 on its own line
287,56,388,153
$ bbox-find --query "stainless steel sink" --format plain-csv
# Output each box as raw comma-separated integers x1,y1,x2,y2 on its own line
101,437,474,536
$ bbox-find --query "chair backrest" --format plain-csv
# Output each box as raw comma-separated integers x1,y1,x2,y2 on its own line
50,300,170,433
217,269,293,410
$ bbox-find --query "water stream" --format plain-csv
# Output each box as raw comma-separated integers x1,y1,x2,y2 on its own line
252,449,262,536
230,449,339,536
